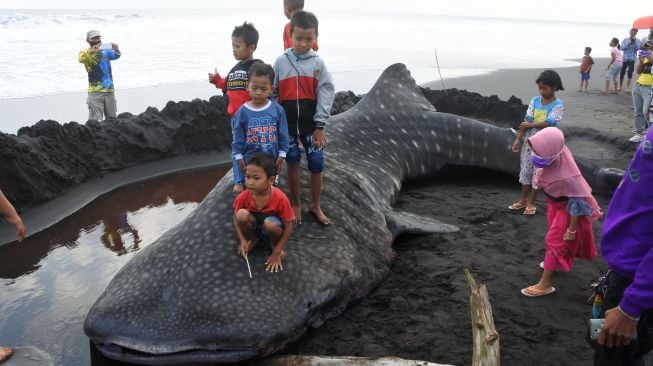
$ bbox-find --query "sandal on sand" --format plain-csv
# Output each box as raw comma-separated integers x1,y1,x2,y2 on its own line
508,202,527,210
0,347,13,363
523,206,537,215
521,286,556,297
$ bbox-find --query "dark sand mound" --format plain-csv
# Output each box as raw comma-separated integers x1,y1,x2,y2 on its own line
0,97,231,210
1,88,529,212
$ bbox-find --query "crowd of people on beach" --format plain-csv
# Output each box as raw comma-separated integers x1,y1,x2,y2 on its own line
0,2,651,365
581,27,653,143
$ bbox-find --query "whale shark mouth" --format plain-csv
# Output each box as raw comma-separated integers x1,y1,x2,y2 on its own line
93,342,259,366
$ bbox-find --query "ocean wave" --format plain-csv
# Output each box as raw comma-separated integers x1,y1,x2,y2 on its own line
0,11,149,28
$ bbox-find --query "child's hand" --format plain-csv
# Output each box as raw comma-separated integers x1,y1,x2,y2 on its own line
564,229,576,241
313,129,327,149
237,159,246,173
275,157,285,174
511,139,521,153
265,251,284,273
238,240,250,258
208,68,220,82
518,121,532,131
7,214,25,242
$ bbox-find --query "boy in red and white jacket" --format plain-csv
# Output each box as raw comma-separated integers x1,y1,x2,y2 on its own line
272,10,334,226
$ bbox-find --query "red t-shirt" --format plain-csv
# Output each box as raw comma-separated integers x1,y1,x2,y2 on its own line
283,22,319,51
233,187,295,222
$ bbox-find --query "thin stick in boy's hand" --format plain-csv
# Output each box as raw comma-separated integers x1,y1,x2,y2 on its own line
244,254,253,278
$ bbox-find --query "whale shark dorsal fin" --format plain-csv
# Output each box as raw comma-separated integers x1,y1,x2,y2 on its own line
385,210,459,237
354,63,436,113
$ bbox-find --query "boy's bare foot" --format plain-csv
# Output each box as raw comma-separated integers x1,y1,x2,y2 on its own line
0,347,13,363
232,184,244,196
308,205,331,225
292,204,302,224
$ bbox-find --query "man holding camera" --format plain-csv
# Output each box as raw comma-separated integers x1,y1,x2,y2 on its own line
620,28,641,92
78,30,121,121
628,41,653,143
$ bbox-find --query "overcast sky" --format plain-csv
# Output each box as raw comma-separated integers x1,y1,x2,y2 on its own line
0,0,639,25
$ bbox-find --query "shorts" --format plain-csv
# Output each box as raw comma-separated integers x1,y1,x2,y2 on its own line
604,63,622,81
252,214,283,243
286,133,324,173
581,72,590,81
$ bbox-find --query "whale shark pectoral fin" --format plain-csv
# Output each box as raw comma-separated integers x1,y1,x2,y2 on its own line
596,167,624,196
385,210,459,237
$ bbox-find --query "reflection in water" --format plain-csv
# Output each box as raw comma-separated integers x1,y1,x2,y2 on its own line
101,209,141,256
0,164,227,366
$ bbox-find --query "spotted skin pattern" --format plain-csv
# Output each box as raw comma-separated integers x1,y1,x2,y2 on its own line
84,63,620,365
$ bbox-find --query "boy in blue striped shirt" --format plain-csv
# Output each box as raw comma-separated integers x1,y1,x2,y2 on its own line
231,62,290,190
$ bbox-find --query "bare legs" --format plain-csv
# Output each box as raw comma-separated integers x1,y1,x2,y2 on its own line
287,163,302,223
511,184,539,214
286,164,329,225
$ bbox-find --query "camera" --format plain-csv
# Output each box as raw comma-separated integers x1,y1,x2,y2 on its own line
639,50,652,58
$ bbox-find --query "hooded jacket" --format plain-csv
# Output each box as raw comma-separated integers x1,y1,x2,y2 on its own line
272,49,334,136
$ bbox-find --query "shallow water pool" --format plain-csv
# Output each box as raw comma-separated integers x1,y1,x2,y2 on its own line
0,165,227,366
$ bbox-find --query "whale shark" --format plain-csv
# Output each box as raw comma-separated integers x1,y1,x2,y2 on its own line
84,63,621,365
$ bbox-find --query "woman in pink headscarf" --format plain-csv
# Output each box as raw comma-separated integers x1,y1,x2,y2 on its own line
521,127,602,297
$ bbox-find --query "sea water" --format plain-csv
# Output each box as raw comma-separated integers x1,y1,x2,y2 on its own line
0,8,626,133
0,8,627,99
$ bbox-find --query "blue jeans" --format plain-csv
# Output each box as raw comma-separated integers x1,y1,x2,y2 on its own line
632,82,652,133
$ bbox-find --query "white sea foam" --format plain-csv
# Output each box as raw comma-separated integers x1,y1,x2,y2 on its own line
0,9,626,99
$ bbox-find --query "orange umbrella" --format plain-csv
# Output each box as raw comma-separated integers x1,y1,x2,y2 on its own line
633,15,653,29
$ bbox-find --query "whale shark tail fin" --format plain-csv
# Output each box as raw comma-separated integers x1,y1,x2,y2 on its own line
354,63,436,114
385,210,458,238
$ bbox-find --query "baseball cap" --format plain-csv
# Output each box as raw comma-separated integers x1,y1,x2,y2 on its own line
86,30,101,40
644,41,653,49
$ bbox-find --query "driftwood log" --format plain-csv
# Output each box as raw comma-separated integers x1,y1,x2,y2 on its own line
466,269,500,366
253,355,453,365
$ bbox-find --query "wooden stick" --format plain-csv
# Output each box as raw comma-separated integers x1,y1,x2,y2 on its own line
465,269,500,366
245,254,253,278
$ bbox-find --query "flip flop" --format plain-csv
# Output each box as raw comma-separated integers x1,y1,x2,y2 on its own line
521,286,556,297
0,347,13,363
508,202,527,210
523,206,537,215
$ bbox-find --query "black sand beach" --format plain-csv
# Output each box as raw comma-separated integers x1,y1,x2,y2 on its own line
1,60,648,366
280,62,643,366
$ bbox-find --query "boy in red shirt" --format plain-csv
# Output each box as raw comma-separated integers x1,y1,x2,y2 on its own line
234,153,294,273
208,22,262,194
579,46,594,92
283,0,318,51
